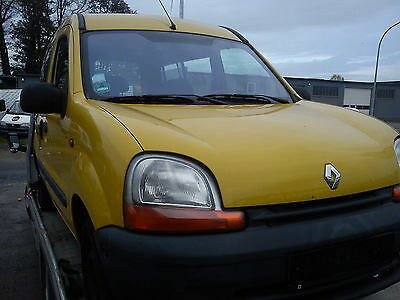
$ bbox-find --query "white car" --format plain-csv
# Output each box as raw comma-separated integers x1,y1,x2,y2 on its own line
0,101,30,136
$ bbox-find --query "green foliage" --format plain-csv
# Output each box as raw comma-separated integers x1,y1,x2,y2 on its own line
0,0,18,75
9,0,134,74
11,0,55,74
330,74,345,81
88,0,134,13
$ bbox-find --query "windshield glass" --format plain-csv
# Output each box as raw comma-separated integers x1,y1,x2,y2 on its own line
81,31,292,103
8,101,24,114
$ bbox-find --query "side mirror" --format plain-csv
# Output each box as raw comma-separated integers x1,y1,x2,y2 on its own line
295,88,311,100
0,100,5,111
20,83,64,114
8,133,26,153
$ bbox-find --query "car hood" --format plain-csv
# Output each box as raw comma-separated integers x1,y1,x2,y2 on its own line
1,113,30,125
97,100,400,208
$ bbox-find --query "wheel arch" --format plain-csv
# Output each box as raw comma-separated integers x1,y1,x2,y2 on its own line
71,194,93,243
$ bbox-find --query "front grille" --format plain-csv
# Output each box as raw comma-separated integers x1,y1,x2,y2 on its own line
7,124,21,128
245,186,394,226
288,232,395,289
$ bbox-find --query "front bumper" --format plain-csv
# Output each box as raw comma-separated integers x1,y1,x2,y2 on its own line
95,187,400,299
0,124,29,136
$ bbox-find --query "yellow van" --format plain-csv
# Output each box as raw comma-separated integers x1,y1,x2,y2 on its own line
20,14,400,299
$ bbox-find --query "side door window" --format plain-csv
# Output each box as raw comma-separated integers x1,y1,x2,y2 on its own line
41,44,54,82
53,36,69,92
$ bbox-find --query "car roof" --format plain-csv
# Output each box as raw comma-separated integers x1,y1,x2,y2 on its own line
79,14,241,41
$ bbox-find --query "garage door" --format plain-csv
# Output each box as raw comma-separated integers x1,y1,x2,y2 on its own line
343,88,371,115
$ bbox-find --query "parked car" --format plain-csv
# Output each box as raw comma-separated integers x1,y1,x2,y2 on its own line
0,100,30,136
18,13,400,299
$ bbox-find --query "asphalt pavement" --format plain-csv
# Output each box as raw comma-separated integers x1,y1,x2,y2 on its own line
0,142,399,299
0,144,41,300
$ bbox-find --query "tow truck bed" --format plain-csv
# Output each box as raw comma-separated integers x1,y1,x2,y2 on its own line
25,188,84,299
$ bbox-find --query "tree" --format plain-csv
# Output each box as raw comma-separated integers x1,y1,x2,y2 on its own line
51,0,135,29
51,0,89,27
10,0,134,74
88,0,134,13
330,74,344,81
0,0,17,75
11,0,55,73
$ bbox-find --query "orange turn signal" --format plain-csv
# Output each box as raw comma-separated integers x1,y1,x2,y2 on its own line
124,205,245,232
393,185,400,202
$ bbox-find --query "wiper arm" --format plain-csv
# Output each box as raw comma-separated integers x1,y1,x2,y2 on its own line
101,94,229,105
204,94,290,104
260,95,290,104
101,95,195,104
144,94,231,105
101,94,289,105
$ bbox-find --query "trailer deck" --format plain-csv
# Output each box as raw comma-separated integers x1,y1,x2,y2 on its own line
25,188,84,299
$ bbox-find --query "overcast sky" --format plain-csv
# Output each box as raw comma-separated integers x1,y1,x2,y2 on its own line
126,0,400,82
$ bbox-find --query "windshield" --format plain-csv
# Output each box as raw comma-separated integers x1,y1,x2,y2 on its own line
81,31,292,104
8,101,24,114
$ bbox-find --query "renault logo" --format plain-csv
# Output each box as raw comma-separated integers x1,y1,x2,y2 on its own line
324,164,341,190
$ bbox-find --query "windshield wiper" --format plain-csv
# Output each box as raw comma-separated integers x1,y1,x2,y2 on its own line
101,95,193,104
101,94,229,105
204,94,290,104
100,94,289,105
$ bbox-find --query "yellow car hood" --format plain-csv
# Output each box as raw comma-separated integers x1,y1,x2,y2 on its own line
97,100,400,208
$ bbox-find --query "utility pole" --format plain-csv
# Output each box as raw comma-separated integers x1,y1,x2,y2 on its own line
369,20,400,116
179,0,184,19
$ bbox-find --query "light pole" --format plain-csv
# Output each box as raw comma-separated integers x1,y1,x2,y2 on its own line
179,0,184,19
370,20,400,116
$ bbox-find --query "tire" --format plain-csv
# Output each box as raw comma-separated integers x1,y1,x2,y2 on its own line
80,216,109,300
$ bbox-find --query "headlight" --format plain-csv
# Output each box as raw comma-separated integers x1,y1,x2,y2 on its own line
124,154,244,232
0,121,6,126
21,123,30,128
125,155,218,209
395,138,400,167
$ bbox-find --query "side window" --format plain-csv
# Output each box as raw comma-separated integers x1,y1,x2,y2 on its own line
53,36,69,91
41,44,53,82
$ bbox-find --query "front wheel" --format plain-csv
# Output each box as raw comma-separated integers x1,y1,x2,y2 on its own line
81,218,109,300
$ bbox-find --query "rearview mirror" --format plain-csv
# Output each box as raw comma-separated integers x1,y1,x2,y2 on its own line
0,100,5,111
20,83,64,115
8,133,26,153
